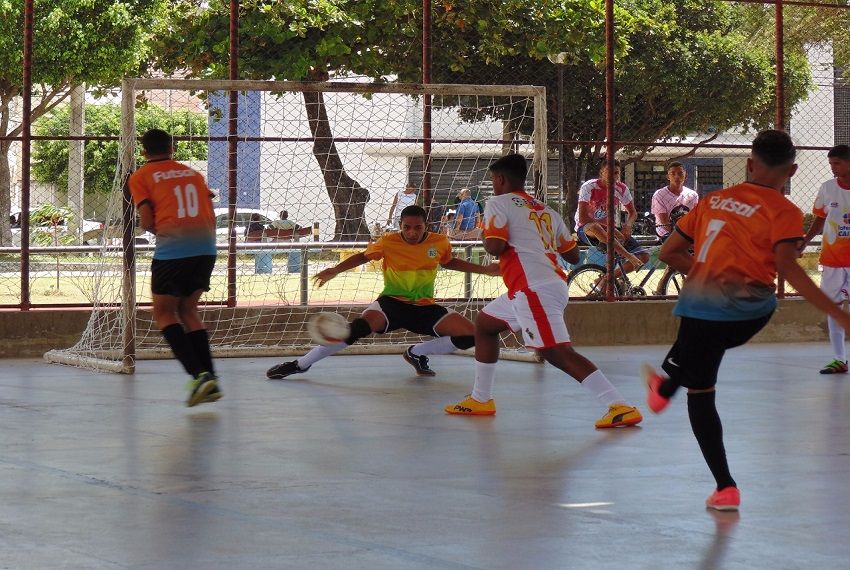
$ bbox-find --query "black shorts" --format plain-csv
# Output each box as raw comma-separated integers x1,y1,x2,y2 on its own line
150,255,216,297
662,313,773,390
368,295,450,336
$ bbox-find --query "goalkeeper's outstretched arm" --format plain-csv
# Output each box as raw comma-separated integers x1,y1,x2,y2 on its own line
442,257,500,276
314,252,370,288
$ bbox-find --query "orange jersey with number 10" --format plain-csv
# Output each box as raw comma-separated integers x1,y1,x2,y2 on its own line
482,191,576,297
674,182,803,321
129,159,216,260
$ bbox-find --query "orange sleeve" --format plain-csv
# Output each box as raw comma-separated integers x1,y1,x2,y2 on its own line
364,237,385,260
771,203,804,249
128,170,151,208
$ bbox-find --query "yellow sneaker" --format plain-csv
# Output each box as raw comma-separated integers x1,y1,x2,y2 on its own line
444,395,496,416
595,403,642,428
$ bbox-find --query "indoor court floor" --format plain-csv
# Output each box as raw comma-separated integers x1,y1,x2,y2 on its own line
0,343,846,569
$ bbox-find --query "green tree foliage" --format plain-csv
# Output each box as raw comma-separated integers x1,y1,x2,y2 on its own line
153,0,429,240
32,103,208,198
155,0,812,228
0,0,171,245
378,0,812,221
736,2,850,73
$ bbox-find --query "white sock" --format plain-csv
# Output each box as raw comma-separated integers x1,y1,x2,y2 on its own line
471,361,497,403
580,369,626,407
297,342,346,369
828,314,847,362
411,336,457,356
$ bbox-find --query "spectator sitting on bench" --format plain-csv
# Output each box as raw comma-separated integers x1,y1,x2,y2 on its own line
271,210,300,231
245,213,266,242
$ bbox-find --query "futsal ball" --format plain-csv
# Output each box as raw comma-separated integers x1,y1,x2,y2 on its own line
307,312,351,345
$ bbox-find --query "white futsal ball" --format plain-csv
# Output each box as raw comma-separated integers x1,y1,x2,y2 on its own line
307,312,351,345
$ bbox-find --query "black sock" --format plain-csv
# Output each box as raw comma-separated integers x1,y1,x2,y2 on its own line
687,391,736,490
186,329,214,377
162,324,202,377
450,335,475,350
659,378,680,399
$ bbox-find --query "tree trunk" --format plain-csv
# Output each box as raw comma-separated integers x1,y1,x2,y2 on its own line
67,84,85,244
302,90,371,241
0,140,12,246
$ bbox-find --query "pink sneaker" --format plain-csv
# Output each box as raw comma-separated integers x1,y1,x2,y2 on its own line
705,486,740,511
641,363,670,414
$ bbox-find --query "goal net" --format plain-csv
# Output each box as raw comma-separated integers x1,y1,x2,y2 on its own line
45,78,547,373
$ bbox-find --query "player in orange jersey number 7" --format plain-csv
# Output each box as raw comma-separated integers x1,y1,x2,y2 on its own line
445,154,643,429
643,130,850,511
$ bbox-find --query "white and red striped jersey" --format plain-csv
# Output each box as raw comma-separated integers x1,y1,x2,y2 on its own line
483,191,577,296
574,178,633,228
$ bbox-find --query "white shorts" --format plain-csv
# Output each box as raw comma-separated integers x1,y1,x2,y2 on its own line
821,266,850,303
481,280,571,349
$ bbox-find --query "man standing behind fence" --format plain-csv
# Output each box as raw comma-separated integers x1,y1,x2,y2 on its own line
129,129,221,407
452,188,481,240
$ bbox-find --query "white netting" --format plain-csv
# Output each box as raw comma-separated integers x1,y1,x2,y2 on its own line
45,79,547,373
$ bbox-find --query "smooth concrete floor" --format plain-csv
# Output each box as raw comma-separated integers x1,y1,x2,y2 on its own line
0,343,848,569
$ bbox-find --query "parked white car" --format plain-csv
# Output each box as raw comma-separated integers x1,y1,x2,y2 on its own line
213,207,279,242
10,207,104,246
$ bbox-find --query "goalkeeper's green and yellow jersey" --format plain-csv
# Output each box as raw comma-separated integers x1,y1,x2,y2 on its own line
364,232,453,305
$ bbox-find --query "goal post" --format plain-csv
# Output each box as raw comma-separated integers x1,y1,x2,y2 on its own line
45,78,548,373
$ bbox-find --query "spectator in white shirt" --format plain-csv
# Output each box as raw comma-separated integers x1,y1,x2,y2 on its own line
651,162,699,241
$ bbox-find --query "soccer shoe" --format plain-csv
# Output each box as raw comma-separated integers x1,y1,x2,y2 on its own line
186,372,220,407
403,346,436,376
642,363,670,414
266,360,310,379
819,359,848,374
444,395,496,416
595,404,643,428
706,486,740,511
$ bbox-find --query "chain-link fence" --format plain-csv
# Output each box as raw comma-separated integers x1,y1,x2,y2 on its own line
1,0,848,307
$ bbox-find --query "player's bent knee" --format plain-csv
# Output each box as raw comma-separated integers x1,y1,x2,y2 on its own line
345,318,372,345
450,335,475,350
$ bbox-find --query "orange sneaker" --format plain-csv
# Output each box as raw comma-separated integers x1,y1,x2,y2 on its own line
706,486,740,511
444,395,496,416
642,363,670,414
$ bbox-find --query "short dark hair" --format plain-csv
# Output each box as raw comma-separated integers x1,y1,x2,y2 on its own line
828,145,850,161
599,159,621,173
667,161,684,171
141,129,172,155
489,153,528,187
400,205,427,222
752,130,796,167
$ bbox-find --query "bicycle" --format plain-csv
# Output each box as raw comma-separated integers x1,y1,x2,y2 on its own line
566,238,685,298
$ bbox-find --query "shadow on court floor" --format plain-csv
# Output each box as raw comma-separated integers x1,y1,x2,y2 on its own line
0,343,846,569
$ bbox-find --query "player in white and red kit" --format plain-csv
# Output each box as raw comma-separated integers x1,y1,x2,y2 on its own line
802,145,850,374
444,154,643,428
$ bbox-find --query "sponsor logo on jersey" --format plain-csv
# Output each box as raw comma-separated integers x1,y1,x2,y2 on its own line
510,195,545,211
707,195,761,217
152,169,196,183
